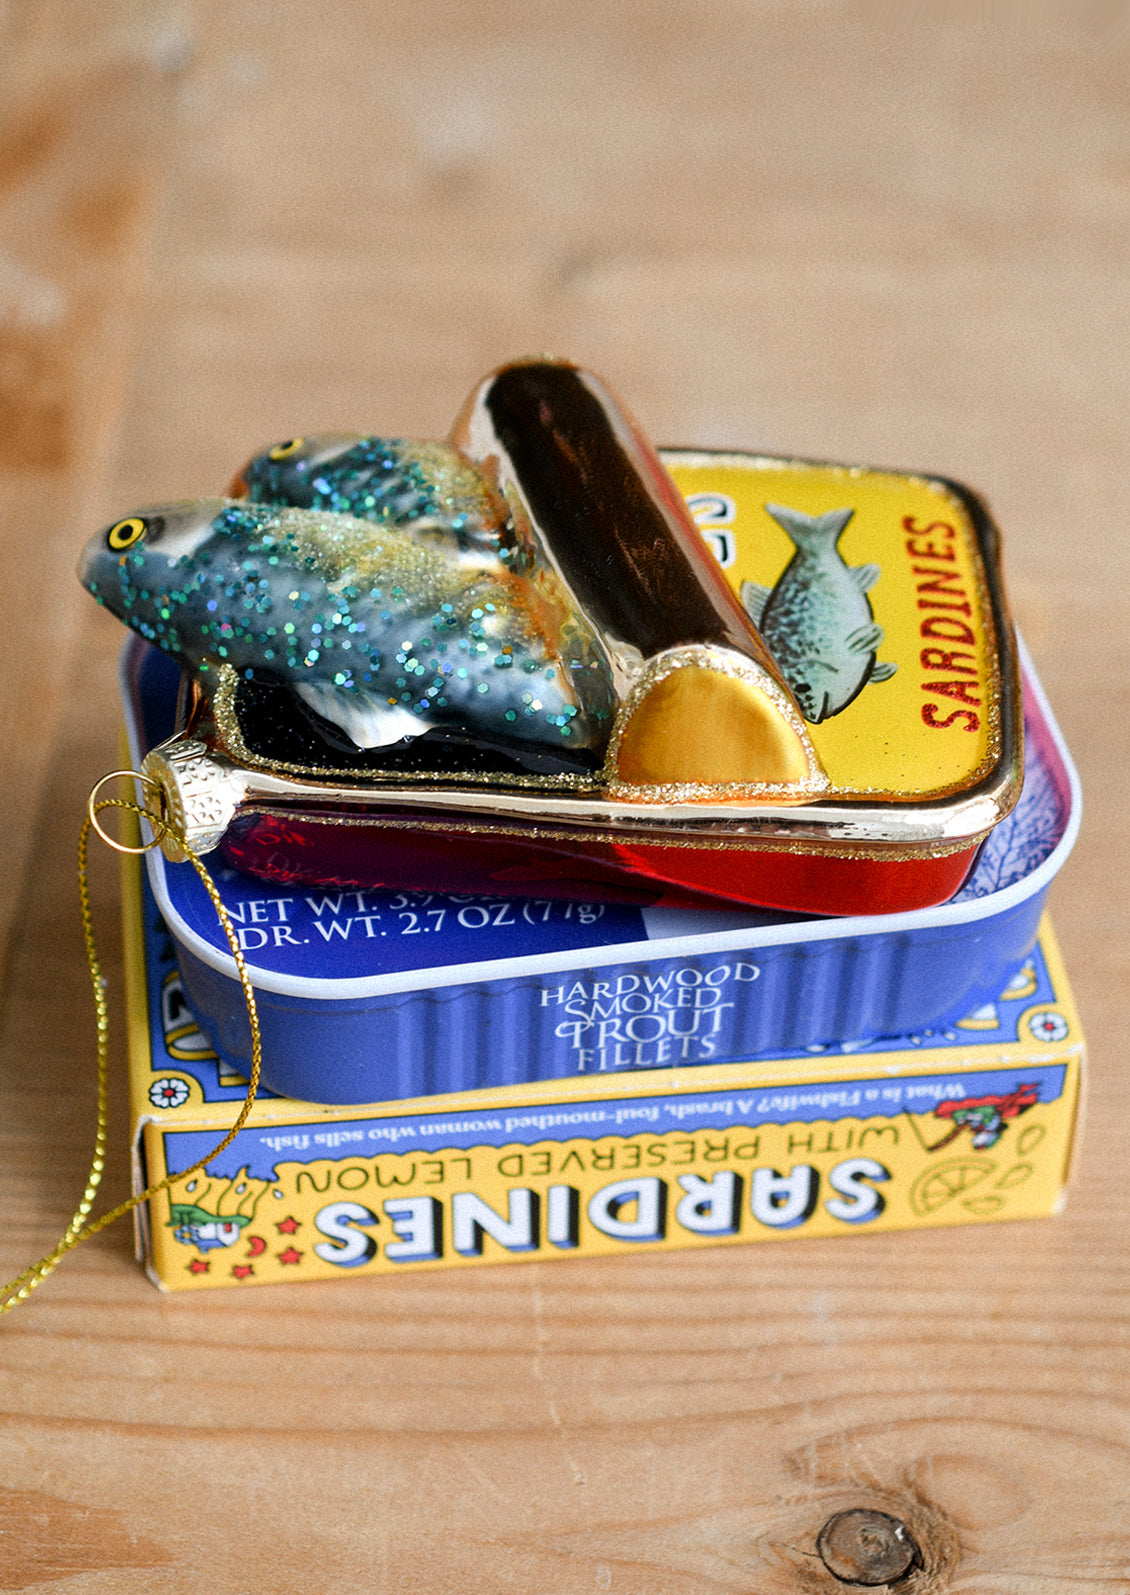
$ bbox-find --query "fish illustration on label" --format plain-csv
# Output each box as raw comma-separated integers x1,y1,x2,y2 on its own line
740,502,898,724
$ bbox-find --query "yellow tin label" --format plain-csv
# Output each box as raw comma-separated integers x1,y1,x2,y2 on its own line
664,453,1002,800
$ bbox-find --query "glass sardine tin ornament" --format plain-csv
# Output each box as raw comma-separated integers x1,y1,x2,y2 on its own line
80,359,1023,916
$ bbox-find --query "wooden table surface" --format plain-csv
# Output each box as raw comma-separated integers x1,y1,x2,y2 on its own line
1,3,1127,1590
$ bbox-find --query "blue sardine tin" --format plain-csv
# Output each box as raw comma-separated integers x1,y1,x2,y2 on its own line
122,637,1078,1105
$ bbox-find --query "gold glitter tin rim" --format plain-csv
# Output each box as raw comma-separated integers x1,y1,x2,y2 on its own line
143,716,1012,851
209,664,605,796
160,726,1017,850
223,801,991,864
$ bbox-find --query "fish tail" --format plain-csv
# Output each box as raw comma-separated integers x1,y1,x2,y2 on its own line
764,503,855,551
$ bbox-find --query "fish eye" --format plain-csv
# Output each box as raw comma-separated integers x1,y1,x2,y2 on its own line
267,438,305,461
107,516,151,551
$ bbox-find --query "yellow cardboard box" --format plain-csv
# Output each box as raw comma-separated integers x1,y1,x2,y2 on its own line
124,855,1083,1291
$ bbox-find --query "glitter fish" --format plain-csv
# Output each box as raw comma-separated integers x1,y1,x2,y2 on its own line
78,493,617,756
740,502,897,724
233,434,526,564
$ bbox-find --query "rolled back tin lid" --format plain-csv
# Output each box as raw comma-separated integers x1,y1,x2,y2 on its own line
451,360,1019,820
451,359,828,799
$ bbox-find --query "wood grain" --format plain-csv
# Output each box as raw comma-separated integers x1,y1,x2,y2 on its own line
0,3,1127,1591
0,12,172,983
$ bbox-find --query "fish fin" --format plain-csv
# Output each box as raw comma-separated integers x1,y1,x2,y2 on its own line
740,579,772,627
764,503,855,548
852,562,881,592
295,681,435,749
847,623,884,655
869,660,898,683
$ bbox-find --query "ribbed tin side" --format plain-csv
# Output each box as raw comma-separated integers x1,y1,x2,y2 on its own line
174,867,1051,1105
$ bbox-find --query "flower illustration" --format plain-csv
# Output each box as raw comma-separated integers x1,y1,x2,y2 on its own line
149,1075,191,1109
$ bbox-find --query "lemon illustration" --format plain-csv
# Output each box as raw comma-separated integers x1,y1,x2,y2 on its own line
910,1157,996,1216
995,1162,1034,1190
1017,1124,1046,1156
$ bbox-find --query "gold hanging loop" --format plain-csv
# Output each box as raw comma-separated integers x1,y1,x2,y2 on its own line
86,769,166,855
0,792,262,1314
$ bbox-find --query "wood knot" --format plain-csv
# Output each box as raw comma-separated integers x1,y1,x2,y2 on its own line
816,1509,922,1586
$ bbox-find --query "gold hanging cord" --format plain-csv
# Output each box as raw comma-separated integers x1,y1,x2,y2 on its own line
0,779,262,1313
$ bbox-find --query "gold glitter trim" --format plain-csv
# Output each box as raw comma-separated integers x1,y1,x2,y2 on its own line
209,665,604,795
232,803,987,863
